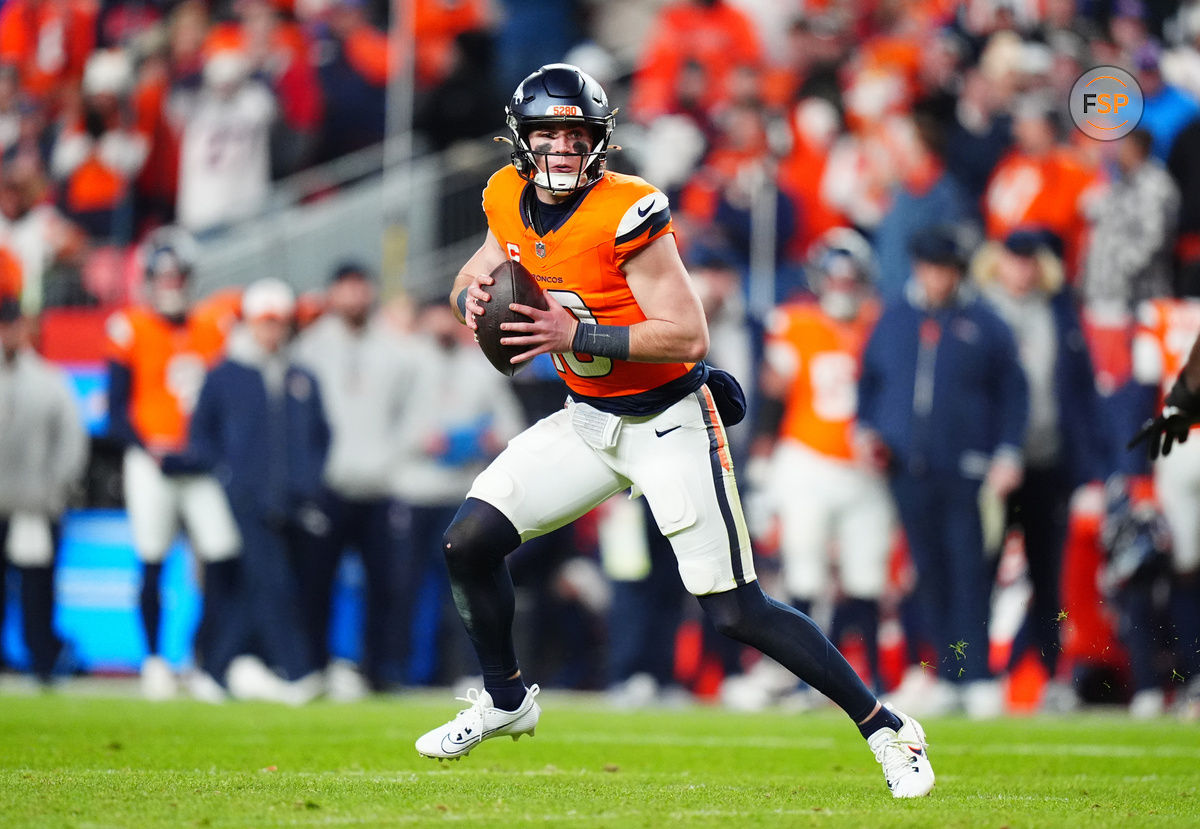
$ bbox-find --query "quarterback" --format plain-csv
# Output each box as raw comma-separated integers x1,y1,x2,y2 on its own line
415,64,935,798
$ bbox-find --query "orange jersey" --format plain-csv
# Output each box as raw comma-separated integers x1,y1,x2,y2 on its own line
482,166,691,400
766,300,879,460
1134,297,1200,395
0,244,22,299
105,306,231,452
630,0,763,120
0,0,96,102
983,148,1096,275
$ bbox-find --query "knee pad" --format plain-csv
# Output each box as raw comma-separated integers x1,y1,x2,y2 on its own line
441,498,521,570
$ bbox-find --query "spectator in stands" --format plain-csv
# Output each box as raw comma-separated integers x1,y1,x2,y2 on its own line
777,97,848,263
312,0,388,162
975,228,1108,706
130,0,210,229
1081,129,1180,312
983,95,1097,277
873,113,974,303
0,65,24,158
940,67,1014,221
0,242,20,300
95,0,165,51
1162,3,1200,104
0,294,88,684
0,0,97,110
629,0,764,123
412,0,493,93
175,49,275,235
0,165,88,313
768,14,851,113
104,226,241,700
181,278,327,703
1132,40,1200,162
413,29,498,152
0,293,87,686
292,263,412,697
50,49,148,243
858,226,1028,719
390,297,523,685
678,100,794,272
206,0,323,177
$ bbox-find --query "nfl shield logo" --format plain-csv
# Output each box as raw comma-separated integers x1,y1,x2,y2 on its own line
535,241,546,258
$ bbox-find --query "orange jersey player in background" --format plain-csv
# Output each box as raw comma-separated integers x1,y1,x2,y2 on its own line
415,63,934,801
744,228,894,701
104,226,241,701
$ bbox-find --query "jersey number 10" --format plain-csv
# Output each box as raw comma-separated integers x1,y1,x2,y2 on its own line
547,290,613,378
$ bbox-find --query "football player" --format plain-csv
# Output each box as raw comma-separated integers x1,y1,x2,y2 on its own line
415,64,935,799
105,226,241,699
746,228,893,699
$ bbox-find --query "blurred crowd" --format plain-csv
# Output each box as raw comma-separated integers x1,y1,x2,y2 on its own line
2,0,1200,718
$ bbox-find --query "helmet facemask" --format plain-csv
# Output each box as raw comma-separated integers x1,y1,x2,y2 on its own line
507,114,612,194
808,228,876,321
813,253,868,320
141,226,197,320
502,64,616,195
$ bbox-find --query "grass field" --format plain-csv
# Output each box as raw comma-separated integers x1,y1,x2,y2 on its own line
2,687,1198,828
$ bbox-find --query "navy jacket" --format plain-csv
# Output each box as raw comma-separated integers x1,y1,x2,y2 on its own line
184,353,330,520
1041,290,1110,486
858,284,1029,480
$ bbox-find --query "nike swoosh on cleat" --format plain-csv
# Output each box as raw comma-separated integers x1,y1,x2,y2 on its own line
440,734,478,755
654,425,682,438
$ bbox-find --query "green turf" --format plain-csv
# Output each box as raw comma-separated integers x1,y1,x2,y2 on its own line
1,690,1197,828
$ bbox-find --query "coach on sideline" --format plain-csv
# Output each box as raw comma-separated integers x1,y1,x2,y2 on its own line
0,294,88,684
173,279,328,702
857,226,1028,719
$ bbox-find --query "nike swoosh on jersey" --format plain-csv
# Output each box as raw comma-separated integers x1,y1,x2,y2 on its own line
655,425,682,437
637,203,653,217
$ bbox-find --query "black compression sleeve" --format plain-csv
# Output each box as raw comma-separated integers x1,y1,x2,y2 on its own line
571,323,631,360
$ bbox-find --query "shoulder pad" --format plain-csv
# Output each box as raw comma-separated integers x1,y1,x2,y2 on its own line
616,190,670,240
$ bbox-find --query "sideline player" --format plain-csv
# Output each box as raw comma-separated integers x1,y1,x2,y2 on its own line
747,229,892,699
105,227,241,698
414,64,935,798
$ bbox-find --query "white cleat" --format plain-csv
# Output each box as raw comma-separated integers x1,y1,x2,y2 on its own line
868,708,935,799
186,670,228,704
325,659,370,703
140,655,178,701
416,684,541,760
227,655,287,701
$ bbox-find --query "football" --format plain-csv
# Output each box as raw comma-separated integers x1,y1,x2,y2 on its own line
475,258,549,376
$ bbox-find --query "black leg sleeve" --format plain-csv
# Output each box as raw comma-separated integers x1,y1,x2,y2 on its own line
140,562,164,656
698,581,878,722
441,498,523,684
